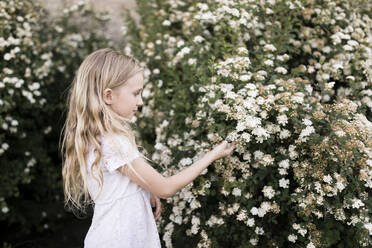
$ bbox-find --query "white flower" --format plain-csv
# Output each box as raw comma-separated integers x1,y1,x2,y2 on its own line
183,46,194,56
343,44,353,51
264,59,274,66
264,44,277,52
243,152,251,161
305,85,313,94
180,157,192,166
347,40,359,47
232,188,242,197
277,54,289,61
262,186,275,199
298,228,307,237
299,126,315,139
246,218,255,227
336,181,346,192
351,199,364,209
29,82,40,91
4,53,12,60
240,74,251,81
244,116,261,129
277,114,288,126
323,175,332,184
260,202,271,213
236,210,247,221
191,225,199,234
302,118,312,126
250,238,258,245
190,199,201,209
241,133,251,143
266,8,274,14
188,58,197,65
162,20,171,26
279,129,291,139
193,35,204,43
288,234,297,243
327,81,335,89
250,207,259,215
191,216,200,234
279,178,290,188
141,88,151,99
346,75,355,81
289,145,298,159
257,207,266,217
252,127,269,141
275,67,288,74
254,150,264,160
2,143,9,150
2,123,8,130
237,47,248,54
307,242,316,248
364,223,372,235
255,227,264,235
176,40,185,48
322,46,331,53
279,168,288,175
2,207,9,213
293,223,300,230
279,159,290,169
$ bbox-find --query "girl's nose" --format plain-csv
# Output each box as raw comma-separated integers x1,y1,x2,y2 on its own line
137,96,143,106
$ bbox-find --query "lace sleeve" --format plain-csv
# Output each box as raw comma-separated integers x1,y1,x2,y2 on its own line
102,134,141,173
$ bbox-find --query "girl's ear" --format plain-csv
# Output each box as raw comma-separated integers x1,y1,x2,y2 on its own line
103,88,113,105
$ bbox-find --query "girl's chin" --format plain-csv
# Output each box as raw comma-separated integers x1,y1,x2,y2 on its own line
121,113,136,121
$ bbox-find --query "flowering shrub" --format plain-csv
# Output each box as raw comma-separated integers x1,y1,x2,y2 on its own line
125,0,372,247
0,0,110,241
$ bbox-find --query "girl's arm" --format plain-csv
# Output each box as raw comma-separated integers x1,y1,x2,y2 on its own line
118,141,235,199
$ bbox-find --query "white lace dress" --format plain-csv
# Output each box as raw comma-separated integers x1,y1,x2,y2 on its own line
84,134,161,248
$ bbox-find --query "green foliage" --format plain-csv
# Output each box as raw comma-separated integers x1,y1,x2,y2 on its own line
125,0,372,247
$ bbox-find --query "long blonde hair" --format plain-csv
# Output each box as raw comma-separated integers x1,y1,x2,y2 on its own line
61,48,143,212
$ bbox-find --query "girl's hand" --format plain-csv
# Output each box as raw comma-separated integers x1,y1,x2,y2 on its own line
150,193,161,220
210,141,236,161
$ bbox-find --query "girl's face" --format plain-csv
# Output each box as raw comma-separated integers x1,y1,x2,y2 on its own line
108,72,144,119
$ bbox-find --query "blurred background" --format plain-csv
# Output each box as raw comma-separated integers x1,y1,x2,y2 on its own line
0,0,140,247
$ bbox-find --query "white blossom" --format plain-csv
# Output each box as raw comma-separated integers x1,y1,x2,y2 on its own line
288,234,297,243
232,187,242,197
262,186,275,199
279,178,290,188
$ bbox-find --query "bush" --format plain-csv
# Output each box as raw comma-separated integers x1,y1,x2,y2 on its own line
0,0,110,242
125,0,372,247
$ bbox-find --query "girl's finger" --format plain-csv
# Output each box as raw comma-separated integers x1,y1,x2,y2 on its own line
155,197,161,219
227,142,236,153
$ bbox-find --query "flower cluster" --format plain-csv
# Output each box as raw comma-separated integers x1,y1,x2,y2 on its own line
0,0,110,240
127,0,372,247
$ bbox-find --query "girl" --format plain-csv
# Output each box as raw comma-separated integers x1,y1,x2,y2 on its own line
61,48,236,248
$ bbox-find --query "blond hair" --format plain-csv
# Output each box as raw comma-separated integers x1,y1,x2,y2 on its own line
61,48,143,212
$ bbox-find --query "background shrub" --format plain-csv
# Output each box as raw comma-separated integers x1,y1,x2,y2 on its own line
0,0,111,243
125,0,372,247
